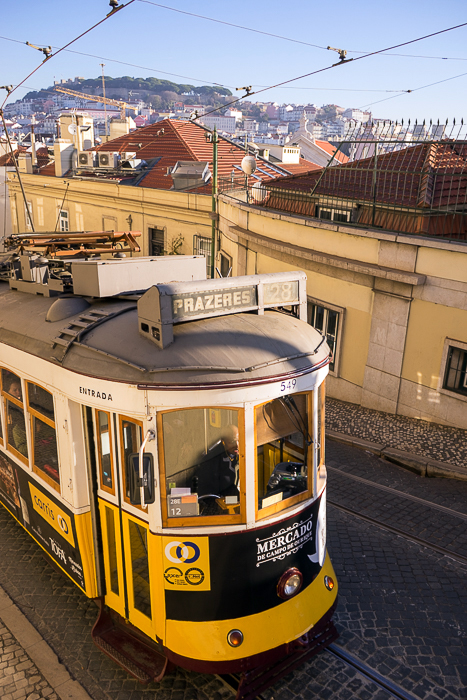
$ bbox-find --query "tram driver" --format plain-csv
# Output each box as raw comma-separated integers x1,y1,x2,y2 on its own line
193,424,239,500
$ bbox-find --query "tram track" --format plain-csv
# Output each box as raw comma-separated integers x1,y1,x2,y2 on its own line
326,644,428,700
328,499,467,566
327,465,467,521
220,641,430,700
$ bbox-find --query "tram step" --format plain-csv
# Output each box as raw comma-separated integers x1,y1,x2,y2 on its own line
92,603,168,684
234,620,339,700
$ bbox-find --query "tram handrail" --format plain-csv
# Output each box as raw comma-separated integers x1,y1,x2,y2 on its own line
139,429,156,509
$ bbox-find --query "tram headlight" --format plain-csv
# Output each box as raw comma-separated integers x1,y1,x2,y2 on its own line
227,629,244,647
277,568,303,599
324,575,335,591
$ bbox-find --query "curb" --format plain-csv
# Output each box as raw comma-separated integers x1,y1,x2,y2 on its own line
326,430,467,481
0,585,93,700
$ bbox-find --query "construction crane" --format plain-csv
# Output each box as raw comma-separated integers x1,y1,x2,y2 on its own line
54,87,138,119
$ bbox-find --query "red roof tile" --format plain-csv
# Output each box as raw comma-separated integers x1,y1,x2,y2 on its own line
315,140,349,164
92,119,319,191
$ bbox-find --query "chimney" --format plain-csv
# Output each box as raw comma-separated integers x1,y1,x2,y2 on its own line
53,139,75,177
18,153,33,174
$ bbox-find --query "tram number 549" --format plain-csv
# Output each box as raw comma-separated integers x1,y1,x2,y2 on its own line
280,379,297,392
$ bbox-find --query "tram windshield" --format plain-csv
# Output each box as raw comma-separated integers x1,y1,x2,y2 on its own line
161,408,240,518
256,393,310,513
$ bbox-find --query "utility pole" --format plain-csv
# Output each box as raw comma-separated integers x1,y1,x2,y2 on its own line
210,126,218,279
100,64,108,140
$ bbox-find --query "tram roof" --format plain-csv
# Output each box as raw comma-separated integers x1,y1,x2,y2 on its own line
0,281,330,387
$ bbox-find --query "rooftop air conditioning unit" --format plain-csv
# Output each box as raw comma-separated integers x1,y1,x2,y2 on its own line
98,151,118,168
122,152,137,160
77,151,94,168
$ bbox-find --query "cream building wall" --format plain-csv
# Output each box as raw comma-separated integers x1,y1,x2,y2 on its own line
217,195,467,430
7,171,467,430
7,172,213,259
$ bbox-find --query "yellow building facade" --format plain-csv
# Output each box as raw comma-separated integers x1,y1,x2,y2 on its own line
8,171,467,430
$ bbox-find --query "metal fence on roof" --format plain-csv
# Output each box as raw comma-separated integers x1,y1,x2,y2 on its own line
220,120,467,242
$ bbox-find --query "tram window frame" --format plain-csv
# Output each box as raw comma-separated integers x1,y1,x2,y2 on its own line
255,392,313,521
118,415,144,509
1,370,29,466
0,374,4,448
26,382,60,493
307,298,344,375
95,409,115,496
157,406,245,527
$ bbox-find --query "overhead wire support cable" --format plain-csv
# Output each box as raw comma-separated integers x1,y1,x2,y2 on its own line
0,0,136,109
192,19,467,121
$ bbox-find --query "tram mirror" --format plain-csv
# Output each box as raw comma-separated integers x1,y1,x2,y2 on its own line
128,453,155,505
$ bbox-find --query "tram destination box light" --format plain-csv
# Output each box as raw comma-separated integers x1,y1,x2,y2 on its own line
138,271,307,349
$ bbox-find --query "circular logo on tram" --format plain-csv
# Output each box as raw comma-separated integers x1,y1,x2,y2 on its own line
185,568,204,586
163,567,183,585
57,514,69,535
165,540,200,564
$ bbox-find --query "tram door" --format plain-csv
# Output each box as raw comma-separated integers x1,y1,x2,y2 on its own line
84,408,154,638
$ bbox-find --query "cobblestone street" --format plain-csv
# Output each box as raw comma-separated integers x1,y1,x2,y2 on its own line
1,439,466,700
0,621,58,700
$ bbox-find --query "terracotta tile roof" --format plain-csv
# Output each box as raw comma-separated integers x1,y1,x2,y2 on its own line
315,140,349,164
257,141,467,237
92,119,315,191
0,146,27,167
261,142,467,209
37,162,57,176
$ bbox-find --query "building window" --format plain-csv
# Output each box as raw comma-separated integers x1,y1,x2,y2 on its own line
307,300,343,374
59,210,69,232
219,252,232,278
193,234,212,277
316,206,351,223
149,227,165,256
443,344,467,396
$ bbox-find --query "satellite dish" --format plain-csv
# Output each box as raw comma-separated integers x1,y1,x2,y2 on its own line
68,124,77,135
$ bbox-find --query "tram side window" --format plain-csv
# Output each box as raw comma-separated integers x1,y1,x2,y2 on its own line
161,408,240,518
27,383,60,490
256,393,310,513
2,370,28,462
120,418,142,503
129,520,151,618
96,411,114,493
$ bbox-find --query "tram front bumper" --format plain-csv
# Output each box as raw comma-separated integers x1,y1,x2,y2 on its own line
164,550,338,673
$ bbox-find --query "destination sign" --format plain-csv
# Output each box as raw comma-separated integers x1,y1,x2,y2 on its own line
172,286,256,320
137,271,307,349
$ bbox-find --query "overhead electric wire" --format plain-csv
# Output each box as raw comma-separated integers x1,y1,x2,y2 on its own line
195,20,467,121
137,0,328,50
360,69,467,109
0,36,412,97
137,0,467,63
0,0,136,109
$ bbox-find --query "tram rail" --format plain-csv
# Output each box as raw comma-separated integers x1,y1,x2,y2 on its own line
326,644,429,700
328,500,467,566
327,465,467,521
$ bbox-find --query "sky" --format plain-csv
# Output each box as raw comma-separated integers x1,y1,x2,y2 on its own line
1,0,467,124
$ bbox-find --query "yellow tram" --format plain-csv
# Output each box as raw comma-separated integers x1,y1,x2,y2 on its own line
0,244,338,698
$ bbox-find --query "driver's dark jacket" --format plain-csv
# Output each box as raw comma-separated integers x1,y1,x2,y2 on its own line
193,440,238,497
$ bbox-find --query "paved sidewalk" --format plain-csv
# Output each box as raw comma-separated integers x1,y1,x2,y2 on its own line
326,397,467,480
0,586,91,700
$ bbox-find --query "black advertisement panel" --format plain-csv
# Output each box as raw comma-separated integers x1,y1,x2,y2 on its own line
0,450,86,590
165,494,325,622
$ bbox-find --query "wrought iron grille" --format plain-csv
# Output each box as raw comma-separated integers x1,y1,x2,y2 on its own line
220,120,467,242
